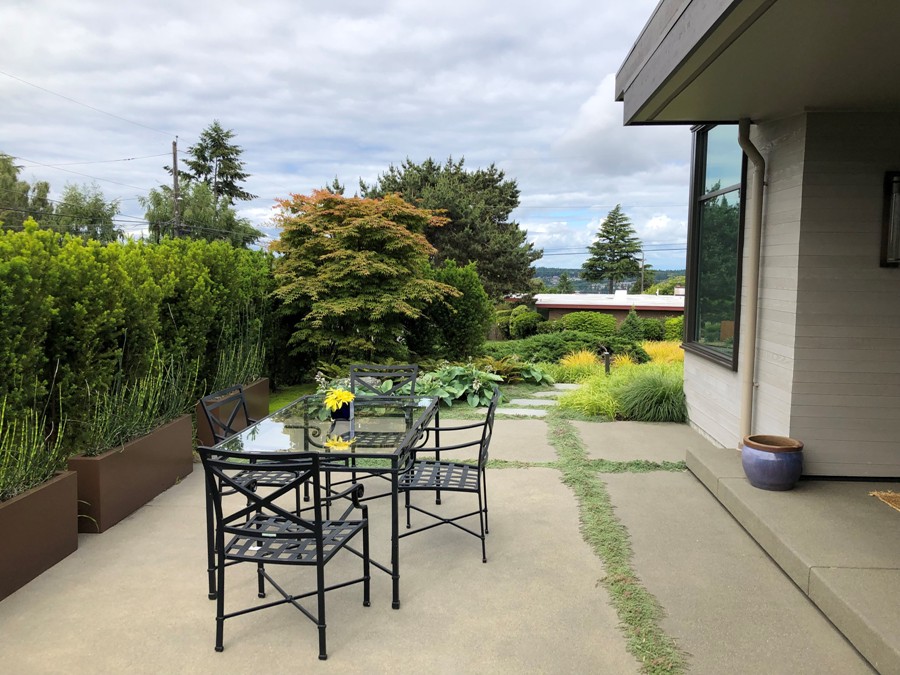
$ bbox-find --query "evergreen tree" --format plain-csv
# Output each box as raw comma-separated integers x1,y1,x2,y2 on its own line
175,120,257,207
556,272,575,293
360,157,541,299
581,204,642,293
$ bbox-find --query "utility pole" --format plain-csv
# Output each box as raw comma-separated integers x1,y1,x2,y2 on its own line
172,138,180,238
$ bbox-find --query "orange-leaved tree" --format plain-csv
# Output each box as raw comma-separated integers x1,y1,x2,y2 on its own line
270,190,457,364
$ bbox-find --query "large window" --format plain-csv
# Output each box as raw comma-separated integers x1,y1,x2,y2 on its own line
685,124,745,368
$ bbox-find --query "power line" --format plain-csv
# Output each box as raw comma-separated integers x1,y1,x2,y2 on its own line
10,155,153,192
16,153,169,168
0,69,177,138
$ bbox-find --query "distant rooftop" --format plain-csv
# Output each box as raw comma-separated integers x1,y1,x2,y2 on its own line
535,290,685,312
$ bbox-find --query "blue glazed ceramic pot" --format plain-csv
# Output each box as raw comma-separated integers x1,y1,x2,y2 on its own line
741,435,804,491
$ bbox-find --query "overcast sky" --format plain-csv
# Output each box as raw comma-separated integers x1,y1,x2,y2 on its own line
1,0,691,271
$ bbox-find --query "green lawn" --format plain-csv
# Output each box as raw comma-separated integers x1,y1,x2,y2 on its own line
268,383,317,413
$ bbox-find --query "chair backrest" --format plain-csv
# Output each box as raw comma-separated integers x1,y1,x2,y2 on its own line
200,385,253,444
349,364,419,396
197,446,324,544
478,385,501,468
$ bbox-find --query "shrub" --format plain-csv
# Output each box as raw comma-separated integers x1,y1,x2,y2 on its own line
612,363,686,422
536,319,562,334
482,331,605,363
495,309,512,339
617,308,644,342
429,261,493,359
641,318,665,341
602,336,651,364
642,340,684,364
509,309,542,339
558,311,617,339
664,316,684,342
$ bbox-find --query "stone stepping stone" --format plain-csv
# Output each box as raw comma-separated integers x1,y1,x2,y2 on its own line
496,407,548,417
508,398,558,407
552,383,582,390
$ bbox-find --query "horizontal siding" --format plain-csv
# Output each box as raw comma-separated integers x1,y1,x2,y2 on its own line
684,353,740,449
791,115,900,476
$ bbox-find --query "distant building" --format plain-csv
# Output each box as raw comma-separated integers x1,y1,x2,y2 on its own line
535,289,684,323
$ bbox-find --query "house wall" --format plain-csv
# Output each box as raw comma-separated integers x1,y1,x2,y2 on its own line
791,112,900,476
686,111,900,476
685,114,806,449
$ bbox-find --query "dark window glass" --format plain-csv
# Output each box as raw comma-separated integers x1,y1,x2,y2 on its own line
686,124,744,367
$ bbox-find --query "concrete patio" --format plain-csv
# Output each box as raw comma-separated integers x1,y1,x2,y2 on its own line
0,417,889,673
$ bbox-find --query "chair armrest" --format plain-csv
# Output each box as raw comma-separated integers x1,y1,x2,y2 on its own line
422,419,485,433
325,481,365,509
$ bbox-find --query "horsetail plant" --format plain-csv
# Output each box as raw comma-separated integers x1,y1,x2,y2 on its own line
0,397,68,502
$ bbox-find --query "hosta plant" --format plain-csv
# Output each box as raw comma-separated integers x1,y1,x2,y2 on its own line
417,364,503,407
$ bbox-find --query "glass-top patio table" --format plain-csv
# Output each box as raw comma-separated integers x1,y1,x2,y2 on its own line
216,394,439,609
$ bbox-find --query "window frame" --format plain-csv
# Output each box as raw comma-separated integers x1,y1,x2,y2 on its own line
683,123,747,371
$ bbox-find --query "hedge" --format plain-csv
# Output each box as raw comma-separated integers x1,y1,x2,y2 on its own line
0,221,272,451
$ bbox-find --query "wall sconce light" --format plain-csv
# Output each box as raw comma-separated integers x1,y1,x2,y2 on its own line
882,172,900,267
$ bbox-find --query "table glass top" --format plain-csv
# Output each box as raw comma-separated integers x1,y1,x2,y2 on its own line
215,394,437,457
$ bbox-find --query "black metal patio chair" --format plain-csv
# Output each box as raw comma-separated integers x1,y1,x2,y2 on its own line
200,385,302,600
200,385,257,444
349,364,419,397
398,385,500,563
198,446,370,661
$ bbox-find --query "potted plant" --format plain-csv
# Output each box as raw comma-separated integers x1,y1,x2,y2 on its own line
741,434,804,491
0,398,77,601
195,311,270,446
314,372,354,420
67,346,198,533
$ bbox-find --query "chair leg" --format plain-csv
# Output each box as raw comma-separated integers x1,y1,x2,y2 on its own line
404,489,411,529
482,468,490,535
214,548,225,652
478,489,487,563
317,563,327,660
257,562,266,598
205,481,217,600
363,520,371,607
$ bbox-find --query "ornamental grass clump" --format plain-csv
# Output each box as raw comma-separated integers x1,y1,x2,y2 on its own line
557,366,635,419
612,363,686,423
0,397,68,502
642,340,684,364
555,350,604,383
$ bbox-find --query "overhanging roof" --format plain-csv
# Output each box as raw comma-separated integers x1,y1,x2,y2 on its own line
616,0,900,125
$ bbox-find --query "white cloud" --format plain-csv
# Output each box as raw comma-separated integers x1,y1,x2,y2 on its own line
0,0,692,269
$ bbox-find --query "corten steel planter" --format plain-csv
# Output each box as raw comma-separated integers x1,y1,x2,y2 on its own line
195,377,269,447
67,414,193,533
0,471,78,601
741,434,804,491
